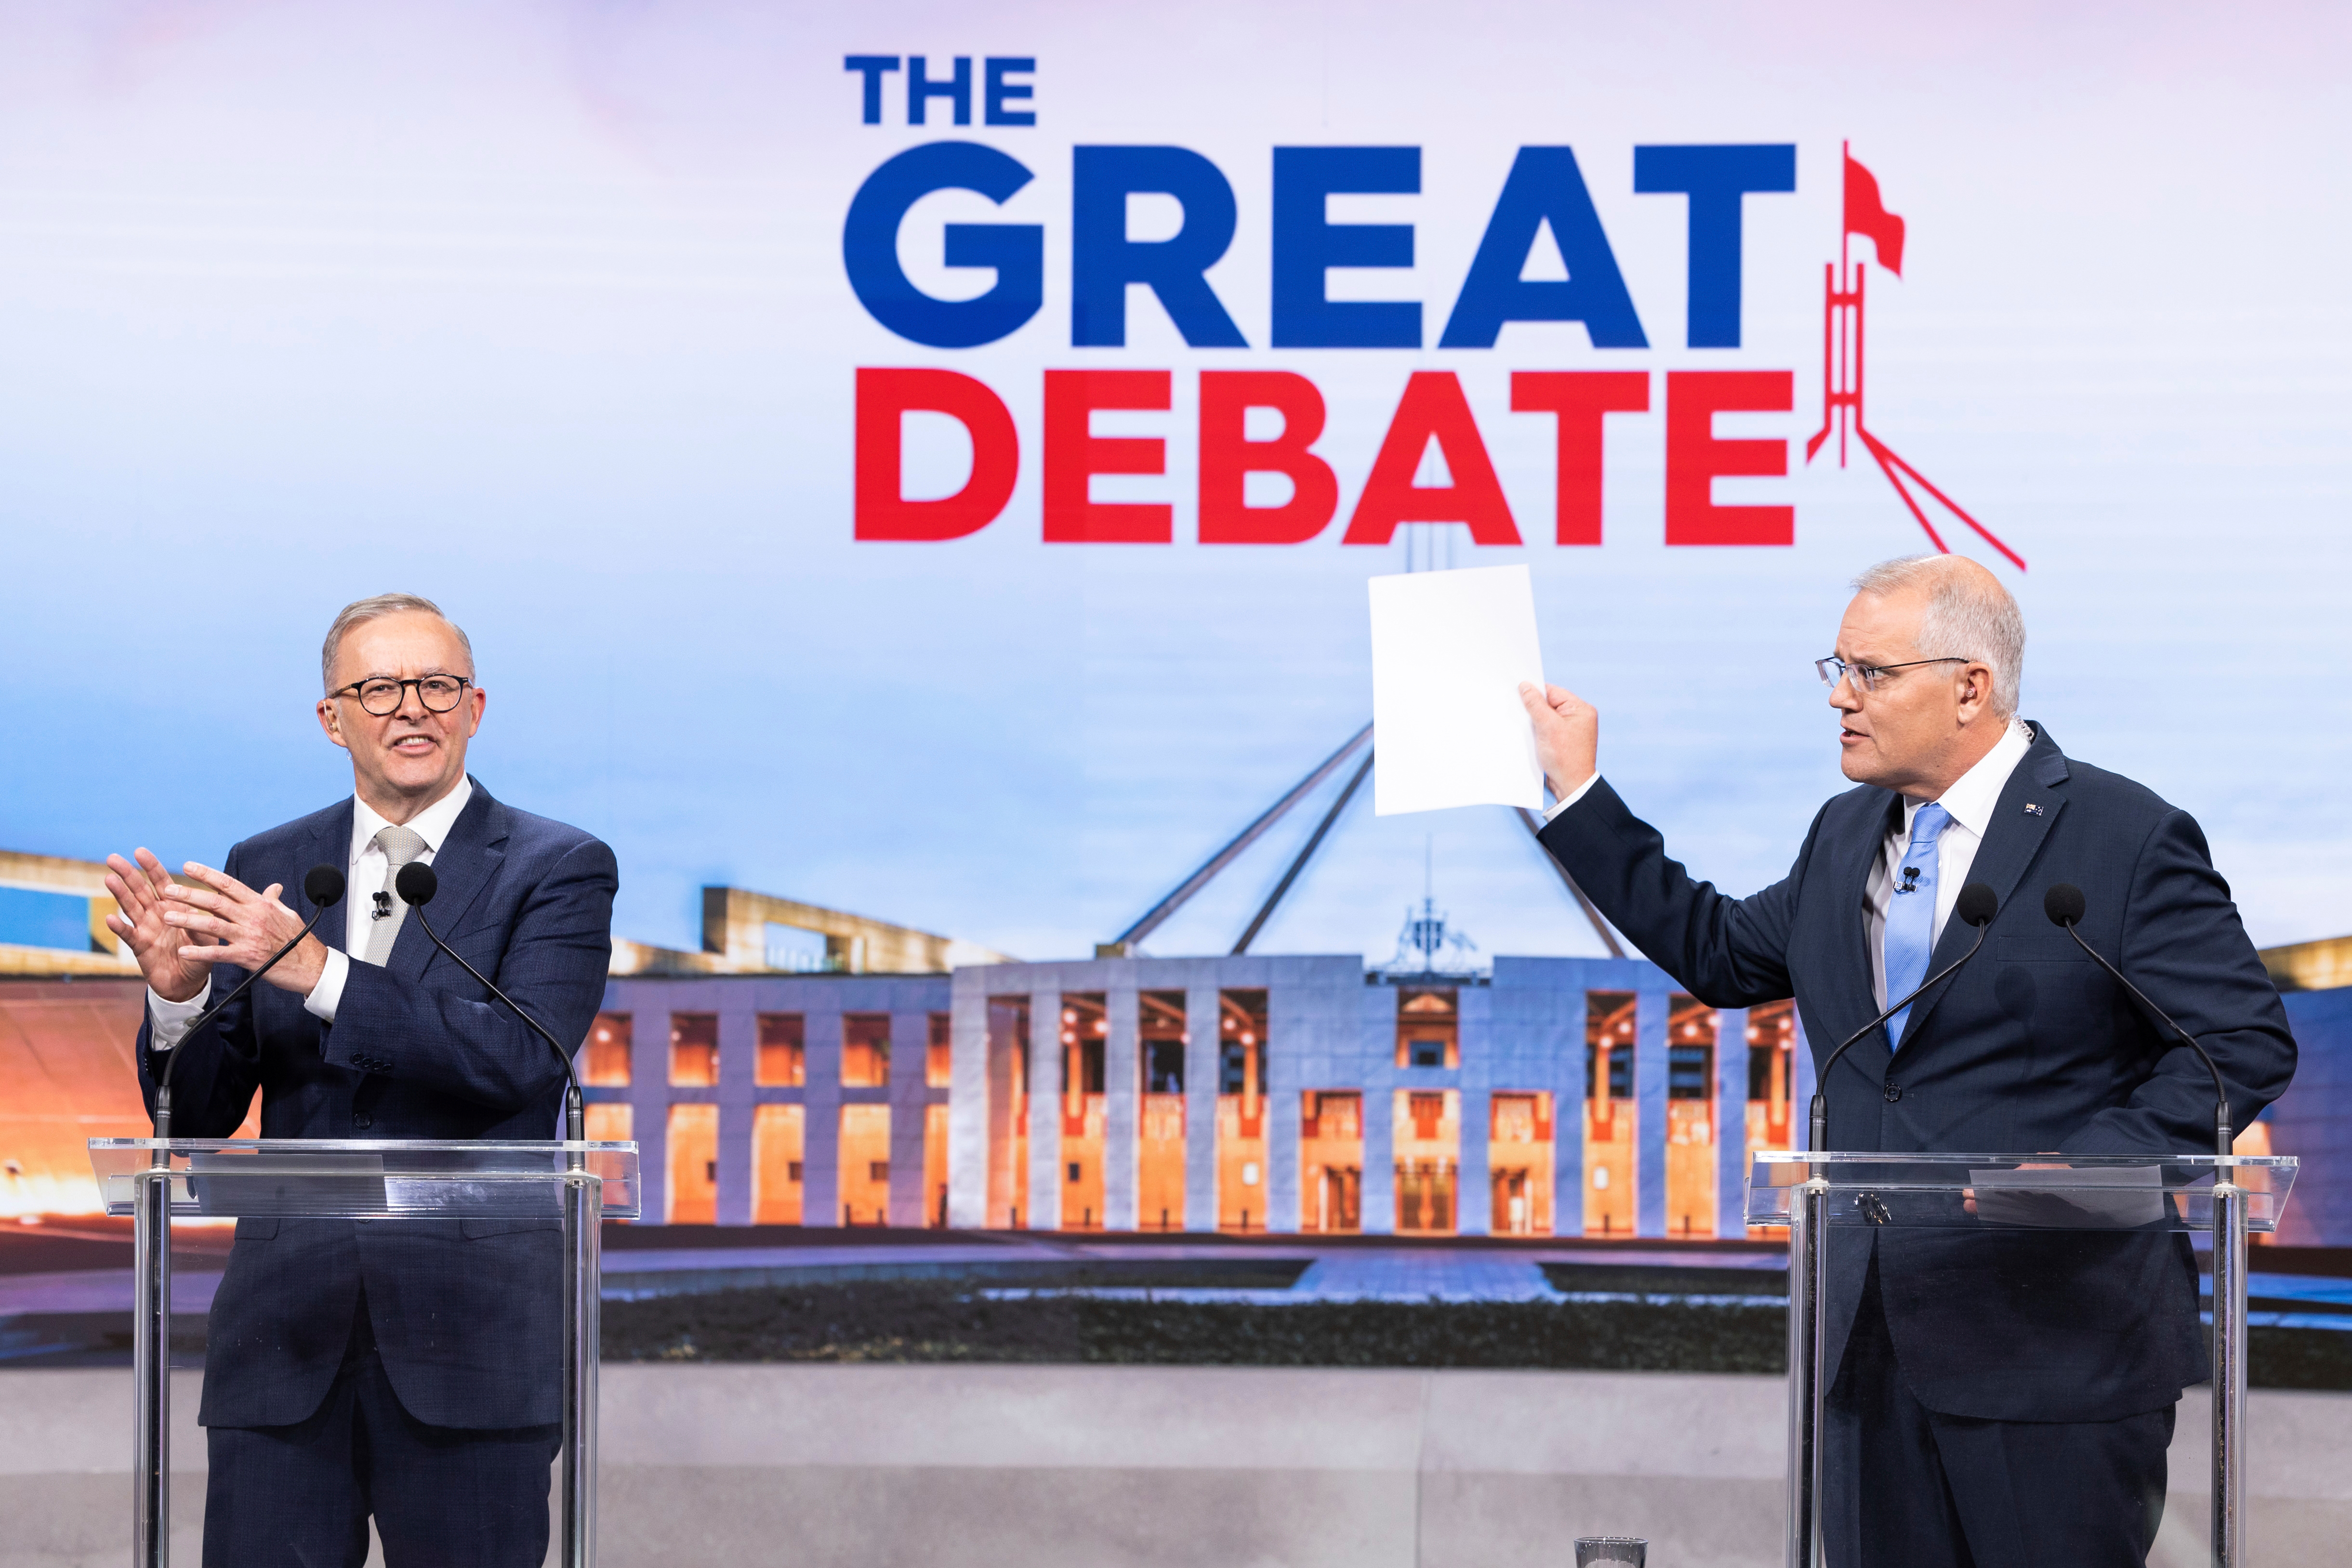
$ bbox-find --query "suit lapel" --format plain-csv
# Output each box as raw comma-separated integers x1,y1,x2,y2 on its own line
1828,789,1904,1051
1895,725,2071,1047
389,779,510,982
309,801,355,954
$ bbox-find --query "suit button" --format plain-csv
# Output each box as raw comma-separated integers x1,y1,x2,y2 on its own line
352,1114,373,1130
1884,1084,1902,1103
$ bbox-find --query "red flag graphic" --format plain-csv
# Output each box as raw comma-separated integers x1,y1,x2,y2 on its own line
1843,153,1905,277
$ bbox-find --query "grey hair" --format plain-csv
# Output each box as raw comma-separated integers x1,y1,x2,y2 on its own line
1850,555,2024,718
320,593,475,692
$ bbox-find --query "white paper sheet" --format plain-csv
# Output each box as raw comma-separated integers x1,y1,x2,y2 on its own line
1368,565,1546,816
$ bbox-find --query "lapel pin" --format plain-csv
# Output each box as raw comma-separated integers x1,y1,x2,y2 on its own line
2024,803,2044,816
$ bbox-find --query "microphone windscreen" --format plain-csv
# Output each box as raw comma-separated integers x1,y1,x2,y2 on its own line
304,864,346,907
394,862,439,907
2043,883,2088,928
1955,881,1997,927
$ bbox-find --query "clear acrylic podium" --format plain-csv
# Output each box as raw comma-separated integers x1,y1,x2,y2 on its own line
1747,1151,2297,1568
89,1138,642,1568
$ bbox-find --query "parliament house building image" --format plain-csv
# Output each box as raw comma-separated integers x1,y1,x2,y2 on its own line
587,951,1807,1240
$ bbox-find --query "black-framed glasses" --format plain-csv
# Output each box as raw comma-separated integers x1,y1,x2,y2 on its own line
328,675,473,716
1815,656,1970,695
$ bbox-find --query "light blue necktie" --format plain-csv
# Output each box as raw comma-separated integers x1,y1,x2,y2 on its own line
1882,802,1953,1049
364,825,430,967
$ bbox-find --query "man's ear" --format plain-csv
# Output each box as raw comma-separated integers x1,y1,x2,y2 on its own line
1957,662,1994,718
317,698,351,751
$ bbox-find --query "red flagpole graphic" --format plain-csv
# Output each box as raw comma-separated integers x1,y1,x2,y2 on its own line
1805,144,2024,571
1843,154,1904,277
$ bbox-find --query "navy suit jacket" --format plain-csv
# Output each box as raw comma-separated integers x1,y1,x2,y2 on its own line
1539,723,2295,1422
135,779,616,1430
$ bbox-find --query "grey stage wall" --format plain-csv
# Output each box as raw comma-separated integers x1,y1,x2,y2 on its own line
5,1364,2348,1568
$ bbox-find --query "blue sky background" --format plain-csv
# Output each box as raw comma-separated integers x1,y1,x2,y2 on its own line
2,1,2346,964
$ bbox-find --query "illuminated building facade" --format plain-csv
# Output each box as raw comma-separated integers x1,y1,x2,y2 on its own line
586,976,956,1227
596,954,1814,1238
0,858,2330,1237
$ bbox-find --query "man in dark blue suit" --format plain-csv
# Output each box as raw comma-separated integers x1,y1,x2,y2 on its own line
1519,555,2293,1567
104,592,617,1568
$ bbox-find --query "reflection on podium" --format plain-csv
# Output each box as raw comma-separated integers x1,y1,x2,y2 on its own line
91,1136,641,1568
1751,1150,2299,1564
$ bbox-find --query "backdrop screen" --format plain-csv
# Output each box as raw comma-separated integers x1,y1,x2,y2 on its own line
2,3,2345,963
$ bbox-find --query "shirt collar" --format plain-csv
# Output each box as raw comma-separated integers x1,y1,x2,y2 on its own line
1903,720,2033,841
350,775,476,864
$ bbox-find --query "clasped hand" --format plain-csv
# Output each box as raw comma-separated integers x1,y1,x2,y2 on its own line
1517,681,1601,801
104,848,328,1004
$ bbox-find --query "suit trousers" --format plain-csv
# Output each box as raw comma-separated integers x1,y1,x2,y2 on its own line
1823,1254,2174,1568
203,1288,561,1568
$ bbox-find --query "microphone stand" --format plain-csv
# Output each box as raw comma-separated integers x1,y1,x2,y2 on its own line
1786,890,1993,1568
2047,897,2245,1562
1807,916,1995,1155
151,900,338,1142
2051,918,2233,1160
137,880,339,1568
402,896,596,1568
404,902,585,1143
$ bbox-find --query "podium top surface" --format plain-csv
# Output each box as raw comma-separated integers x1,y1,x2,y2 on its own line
1746,1150,2296,1233
88,1138,643,1220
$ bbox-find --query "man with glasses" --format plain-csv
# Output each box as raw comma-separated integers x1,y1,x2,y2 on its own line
104,592,616,1568
1519,555,2292,1567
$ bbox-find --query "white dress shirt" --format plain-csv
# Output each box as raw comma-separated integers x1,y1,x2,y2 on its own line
1543,770,1604,822
1541,719,2036,1009
1864,720,2033,1009
147,778,475,1048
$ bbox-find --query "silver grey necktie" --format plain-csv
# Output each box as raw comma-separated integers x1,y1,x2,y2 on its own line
364,826,431,966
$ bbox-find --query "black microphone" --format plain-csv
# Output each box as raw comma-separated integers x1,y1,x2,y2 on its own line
1808,880,1998,1153
153,865,346,1142
393,861,586,1143
2044,883,2233,1158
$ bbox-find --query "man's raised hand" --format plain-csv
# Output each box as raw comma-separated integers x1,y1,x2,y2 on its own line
1518,682,1601,804
104,848,213,1003
148,860,328,998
